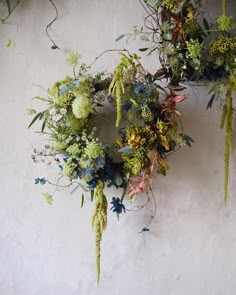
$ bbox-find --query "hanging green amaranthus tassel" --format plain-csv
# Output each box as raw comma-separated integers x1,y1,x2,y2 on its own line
92,181,108,285
221,84,233,205
109,54,138,127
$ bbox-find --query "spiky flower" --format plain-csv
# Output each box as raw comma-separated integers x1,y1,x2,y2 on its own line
67,52,80,67
217,16,236,31
66,143,81,156
85,142,104,159
186,38,203,67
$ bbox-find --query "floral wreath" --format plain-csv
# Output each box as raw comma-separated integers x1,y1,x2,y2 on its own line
28,51,191,283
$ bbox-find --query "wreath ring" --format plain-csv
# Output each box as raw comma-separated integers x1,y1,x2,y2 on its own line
29,51,192,283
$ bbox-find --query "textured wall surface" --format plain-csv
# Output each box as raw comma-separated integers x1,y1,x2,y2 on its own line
0,1,236,294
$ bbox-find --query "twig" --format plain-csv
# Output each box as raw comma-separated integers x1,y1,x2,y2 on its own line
46,0,60,49
0,0,21,23
32,84,47,93
88,48,130,68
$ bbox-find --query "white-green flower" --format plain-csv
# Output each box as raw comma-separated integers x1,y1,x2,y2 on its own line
72,95,93,119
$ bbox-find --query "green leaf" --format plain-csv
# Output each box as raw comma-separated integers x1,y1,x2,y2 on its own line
179,134,195,147
5,0,11,14
6,40,12,48
81,194,84,208
43,193,53,205
115,34,126,42
139,48,149,52
28,112,43,128
118,145,133,153
32,96,51,103
206,93,216,109
41,119,47,132
91,190,94,202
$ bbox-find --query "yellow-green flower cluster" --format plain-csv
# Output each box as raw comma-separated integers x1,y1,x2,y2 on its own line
186,38,203,69
162,0,181,11
48,76,75,107
126,125,157,149
209,35,236,57
123,151,147,176
63,161,77,179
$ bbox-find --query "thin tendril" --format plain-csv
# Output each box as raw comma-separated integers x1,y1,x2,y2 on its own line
46,0,60,49
0,0,21,23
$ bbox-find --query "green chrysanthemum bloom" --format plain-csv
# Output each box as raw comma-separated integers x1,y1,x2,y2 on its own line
62,162,77,178
72,95,93,119
217,16,236,31
66,143,81,156
85,142,104,159
186,39,203,67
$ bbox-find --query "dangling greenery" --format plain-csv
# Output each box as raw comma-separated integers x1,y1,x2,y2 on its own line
221,84,233,205
92,181,108,286
109,53,139,127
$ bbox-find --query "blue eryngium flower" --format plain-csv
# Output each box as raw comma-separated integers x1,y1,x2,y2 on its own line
134,83,145,95
59,85,70,95
81,167,94,183
94,156,105,169
35,178,46,185
110,197,126,217
87,178,97,190
122,100,132,112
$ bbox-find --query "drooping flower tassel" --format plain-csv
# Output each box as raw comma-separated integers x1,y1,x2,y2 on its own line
91,181,107,285
221,85,233,205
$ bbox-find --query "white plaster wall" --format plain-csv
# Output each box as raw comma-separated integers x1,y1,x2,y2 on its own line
0,1,236,294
